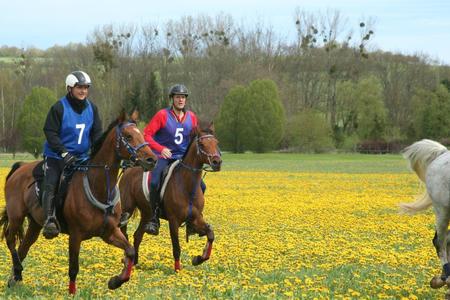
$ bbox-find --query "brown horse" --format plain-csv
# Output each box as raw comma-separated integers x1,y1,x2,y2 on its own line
1,111,157,294
119,122,221,270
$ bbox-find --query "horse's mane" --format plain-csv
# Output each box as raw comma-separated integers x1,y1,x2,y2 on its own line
90,119,120,157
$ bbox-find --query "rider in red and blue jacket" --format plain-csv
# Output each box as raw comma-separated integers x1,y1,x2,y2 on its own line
143,84,204,235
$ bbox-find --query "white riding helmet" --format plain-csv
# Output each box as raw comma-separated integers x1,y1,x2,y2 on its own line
65,71,91,89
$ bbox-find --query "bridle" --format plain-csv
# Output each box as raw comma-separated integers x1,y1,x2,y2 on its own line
115,121,149,163
179,133,221,173
196,134,221,169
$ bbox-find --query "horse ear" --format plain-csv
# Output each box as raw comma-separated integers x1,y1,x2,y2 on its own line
118,108,127,123
130,110,139,123
208,121,215,133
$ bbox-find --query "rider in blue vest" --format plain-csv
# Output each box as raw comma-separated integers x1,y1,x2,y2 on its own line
143,84,205,235
42,71,102,239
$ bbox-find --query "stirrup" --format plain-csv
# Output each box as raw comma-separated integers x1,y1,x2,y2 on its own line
144,221,160,236
43,217,60,239
119,212,130,228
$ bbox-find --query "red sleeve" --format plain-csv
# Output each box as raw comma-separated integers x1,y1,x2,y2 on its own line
190,111,198,128
143,109,167,153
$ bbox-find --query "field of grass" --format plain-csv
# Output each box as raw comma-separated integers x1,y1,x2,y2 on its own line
0,153,441,299
0,152,408,173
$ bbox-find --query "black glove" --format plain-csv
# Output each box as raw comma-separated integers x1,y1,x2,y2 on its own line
62,152,78,167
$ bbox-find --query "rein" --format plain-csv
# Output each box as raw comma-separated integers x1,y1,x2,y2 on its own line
77,122,147,234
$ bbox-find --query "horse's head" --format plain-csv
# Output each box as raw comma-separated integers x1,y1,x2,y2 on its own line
192,121,222,171
115,110,157,171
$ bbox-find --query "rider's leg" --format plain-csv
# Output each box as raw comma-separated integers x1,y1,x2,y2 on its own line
42,157,63,239
144,159,169,235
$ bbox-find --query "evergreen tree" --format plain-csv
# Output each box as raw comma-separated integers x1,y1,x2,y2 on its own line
216,85,247,152
143,71,164,121
18,87,56,158
243,79,285,152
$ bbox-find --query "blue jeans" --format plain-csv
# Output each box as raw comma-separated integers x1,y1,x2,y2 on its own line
150,158,206,193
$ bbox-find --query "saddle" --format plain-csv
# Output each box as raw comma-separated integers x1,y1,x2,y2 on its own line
142,160,181,217
32,161,76,233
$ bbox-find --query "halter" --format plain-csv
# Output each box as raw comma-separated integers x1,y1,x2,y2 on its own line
195,134,221,172
115,121,149,163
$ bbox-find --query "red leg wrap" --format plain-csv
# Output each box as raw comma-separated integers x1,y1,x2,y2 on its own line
203,242,213,260
126,258,133,278
69,281,76,294
174,260,181,271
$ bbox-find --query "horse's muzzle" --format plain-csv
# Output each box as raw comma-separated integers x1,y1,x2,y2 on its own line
210,157,222,171
139,157,156,171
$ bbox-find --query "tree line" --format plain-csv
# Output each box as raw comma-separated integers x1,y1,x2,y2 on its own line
1,10,450,155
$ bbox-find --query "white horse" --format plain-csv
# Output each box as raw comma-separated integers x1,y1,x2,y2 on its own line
400,139,450,292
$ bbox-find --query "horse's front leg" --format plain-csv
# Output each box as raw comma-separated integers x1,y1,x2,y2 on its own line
104,227,135,290
68,233,82,294
191,218,214,266
133,220,147,266
169,220,181,271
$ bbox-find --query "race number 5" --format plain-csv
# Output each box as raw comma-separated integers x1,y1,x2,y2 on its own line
76,124,85,144
174,127,184,145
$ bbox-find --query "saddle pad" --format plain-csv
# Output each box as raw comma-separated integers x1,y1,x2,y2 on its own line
142,160,181,202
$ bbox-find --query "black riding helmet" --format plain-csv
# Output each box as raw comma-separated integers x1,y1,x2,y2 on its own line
169,84,189,98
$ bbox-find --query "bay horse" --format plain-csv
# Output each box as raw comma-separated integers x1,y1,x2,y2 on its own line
1,111,157,294
400,139,450,297
119,122,221,270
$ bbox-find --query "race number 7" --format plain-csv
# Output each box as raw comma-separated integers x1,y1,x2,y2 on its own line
174,127,184,145
76,124,85,144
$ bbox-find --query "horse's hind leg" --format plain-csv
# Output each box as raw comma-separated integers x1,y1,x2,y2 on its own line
104,227,135,290
5,215,26,286
190,217,214,266
18,218,41,261
430,209,450,289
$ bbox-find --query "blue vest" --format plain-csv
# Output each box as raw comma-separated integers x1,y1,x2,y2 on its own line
154,108,195,159
44,97,94,159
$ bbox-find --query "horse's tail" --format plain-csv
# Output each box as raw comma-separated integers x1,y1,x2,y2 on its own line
399,192,432,214
2,162,25,242
0,209,8,240
6,161,24,182
399,139,447,214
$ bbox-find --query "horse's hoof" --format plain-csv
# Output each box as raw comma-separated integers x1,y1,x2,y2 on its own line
7,277,20,288
192,255,203,266
108,275,124,290
430,276,446,289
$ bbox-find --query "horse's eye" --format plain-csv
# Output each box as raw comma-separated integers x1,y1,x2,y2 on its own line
126,135,133,142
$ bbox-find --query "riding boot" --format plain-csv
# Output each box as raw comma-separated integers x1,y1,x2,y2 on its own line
144,189,160,235
42,183,60,239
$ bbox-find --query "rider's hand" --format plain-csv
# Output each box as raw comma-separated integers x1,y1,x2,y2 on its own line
62,152,78,167
160,148,172,159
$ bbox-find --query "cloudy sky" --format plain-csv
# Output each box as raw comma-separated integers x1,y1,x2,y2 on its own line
1,0,449,64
